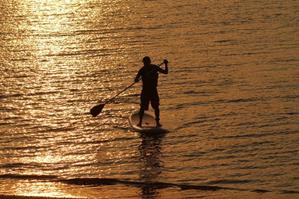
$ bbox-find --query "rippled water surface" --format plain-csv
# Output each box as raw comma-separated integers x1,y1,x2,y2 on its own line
0,0,299,198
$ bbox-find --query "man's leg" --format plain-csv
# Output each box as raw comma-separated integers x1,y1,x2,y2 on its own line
138,91,149,127
154,107,162,127
151,89,161,127
138,108,144,127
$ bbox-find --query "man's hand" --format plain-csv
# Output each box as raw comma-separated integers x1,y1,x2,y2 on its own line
163,59,169,65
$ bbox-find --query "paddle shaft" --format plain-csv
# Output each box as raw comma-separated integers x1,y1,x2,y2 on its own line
105,81,136,104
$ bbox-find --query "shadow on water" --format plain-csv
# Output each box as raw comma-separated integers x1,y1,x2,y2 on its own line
138,131,166,199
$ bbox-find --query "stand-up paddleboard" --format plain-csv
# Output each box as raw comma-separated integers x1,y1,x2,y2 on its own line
129,111,169,133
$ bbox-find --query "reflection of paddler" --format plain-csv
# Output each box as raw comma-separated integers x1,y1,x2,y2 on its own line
139,133,165,199
134,57,169,128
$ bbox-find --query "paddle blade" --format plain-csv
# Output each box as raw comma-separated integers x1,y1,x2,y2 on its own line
90,104,105,117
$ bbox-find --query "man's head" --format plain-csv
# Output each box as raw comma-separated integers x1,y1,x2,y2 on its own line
142,56,151,65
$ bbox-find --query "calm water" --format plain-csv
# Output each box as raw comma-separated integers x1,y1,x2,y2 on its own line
0,0,299,198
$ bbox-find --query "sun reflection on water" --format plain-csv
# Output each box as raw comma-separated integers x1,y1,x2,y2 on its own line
11,181,78,198
1,0,99,197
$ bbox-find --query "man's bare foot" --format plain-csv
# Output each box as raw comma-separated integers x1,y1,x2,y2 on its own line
156,122,162,128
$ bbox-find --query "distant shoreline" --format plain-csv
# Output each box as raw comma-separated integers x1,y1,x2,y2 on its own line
0,195,84,199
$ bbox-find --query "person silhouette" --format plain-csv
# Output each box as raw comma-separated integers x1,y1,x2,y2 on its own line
134,56,168,127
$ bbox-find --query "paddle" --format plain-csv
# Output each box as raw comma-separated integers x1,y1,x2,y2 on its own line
90,81,136,117
90,62,164,117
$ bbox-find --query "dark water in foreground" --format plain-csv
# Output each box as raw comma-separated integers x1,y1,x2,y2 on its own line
0,0,299,198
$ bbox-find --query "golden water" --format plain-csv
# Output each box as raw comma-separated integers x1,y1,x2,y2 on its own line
0,0,298,198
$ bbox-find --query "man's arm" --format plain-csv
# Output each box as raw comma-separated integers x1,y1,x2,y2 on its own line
156,59,168,74
134,68,142,82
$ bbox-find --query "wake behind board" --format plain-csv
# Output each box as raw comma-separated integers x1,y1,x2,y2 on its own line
129,111,169,133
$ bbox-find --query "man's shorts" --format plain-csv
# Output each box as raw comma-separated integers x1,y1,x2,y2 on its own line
140,89,160,110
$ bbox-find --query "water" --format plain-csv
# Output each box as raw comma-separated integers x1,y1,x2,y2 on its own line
0,0,298,198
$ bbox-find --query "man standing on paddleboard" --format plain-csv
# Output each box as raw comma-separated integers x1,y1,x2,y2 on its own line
134,56,168,127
